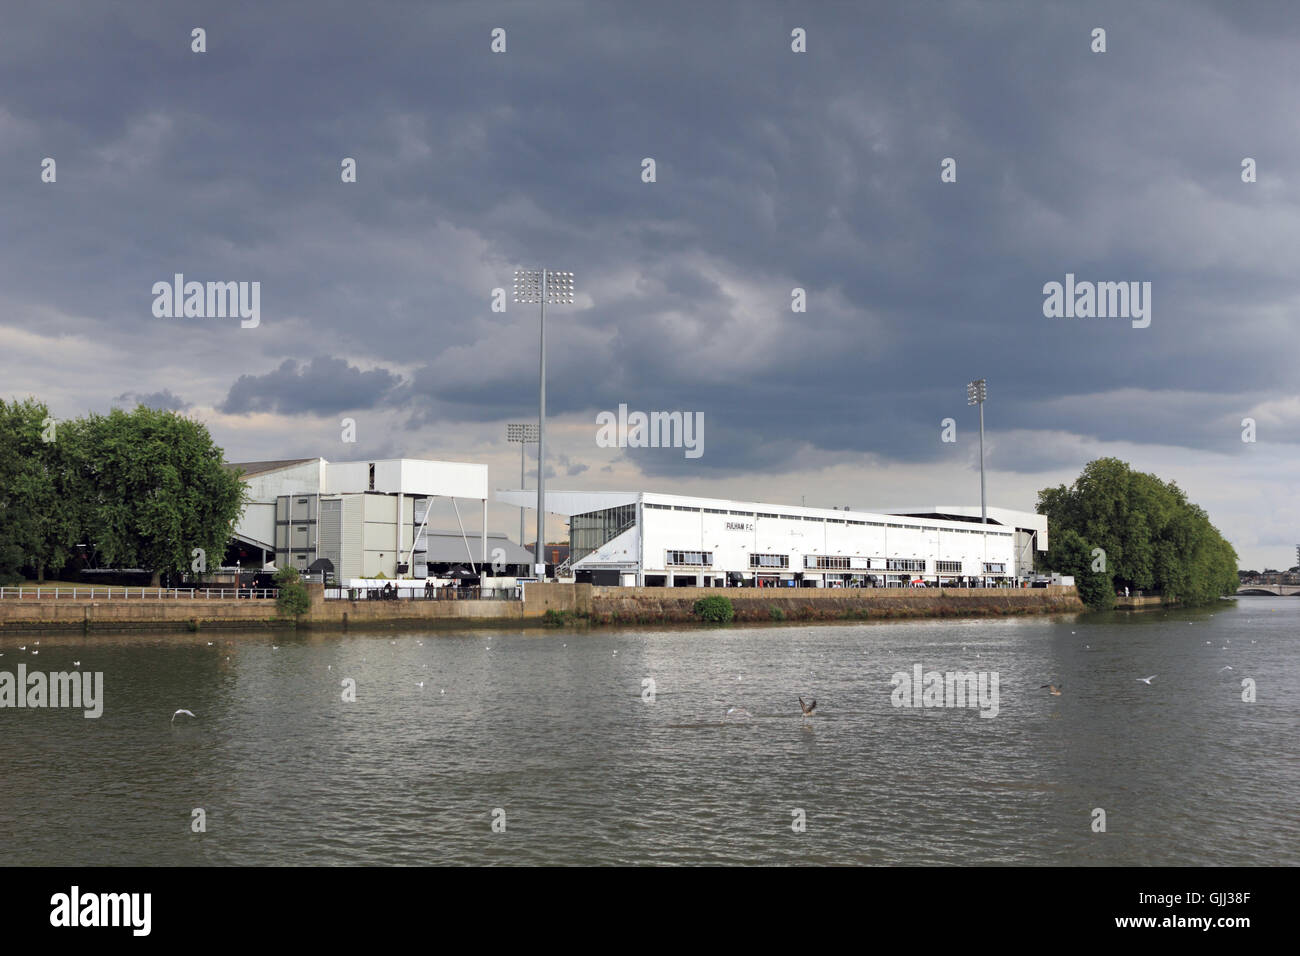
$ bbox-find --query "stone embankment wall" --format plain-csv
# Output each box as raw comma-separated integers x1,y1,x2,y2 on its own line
0,583,1083,632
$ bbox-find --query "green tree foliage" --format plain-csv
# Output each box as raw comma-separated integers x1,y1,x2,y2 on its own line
1044,528,1115,610
692,595,735,624
1037,458,1237,608
77,406,247,586
274,566,311,619
0,398,82,582
0,400,247,586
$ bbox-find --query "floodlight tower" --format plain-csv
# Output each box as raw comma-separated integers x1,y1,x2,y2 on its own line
967,378,988,524
513,269,575,576
507,423,539,548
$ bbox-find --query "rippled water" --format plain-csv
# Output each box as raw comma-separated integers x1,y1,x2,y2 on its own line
1,598,1295,865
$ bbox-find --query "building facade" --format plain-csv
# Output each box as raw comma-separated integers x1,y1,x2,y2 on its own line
495,490,1047,587
228,457,491,580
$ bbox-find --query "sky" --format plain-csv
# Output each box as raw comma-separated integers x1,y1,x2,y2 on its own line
1,0,1297,570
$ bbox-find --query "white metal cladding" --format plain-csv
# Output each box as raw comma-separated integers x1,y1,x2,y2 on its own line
556,491,1019,579
325,459,488,499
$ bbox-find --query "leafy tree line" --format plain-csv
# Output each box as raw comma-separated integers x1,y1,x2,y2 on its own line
0,398,246,586
1036,458,1238,610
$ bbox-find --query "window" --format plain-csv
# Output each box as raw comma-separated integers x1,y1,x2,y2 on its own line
729,510,755,516
571,504,637,564
704,508,727,514
368,463,375,490
886,558,926,572
673,506,700,512
983,562,1007,574
749,553,789,568
807,555,850,569
802,515,822,522
667,550,712,566
644,502,671,510
757,512,778,519
936,560,962,573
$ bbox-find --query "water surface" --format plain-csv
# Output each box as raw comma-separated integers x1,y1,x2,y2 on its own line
1,599,1294,865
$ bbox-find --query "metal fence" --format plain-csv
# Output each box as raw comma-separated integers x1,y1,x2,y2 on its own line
324,585,520,602
0,586,280,600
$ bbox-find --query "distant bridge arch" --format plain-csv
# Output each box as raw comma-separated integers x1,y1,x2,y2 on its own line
1237,584,1300,596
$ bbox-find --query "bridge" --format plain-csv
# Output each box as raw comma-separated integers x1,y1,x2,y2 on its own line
1237,584,1300,596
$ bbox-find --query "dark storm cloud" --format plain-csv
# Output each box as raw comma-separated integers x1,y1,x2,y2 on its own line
113,388,191,412
2,0,1299,490
220,357,402,415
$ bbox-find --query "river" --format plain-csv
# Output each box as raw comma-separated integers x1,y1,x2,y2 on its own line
0,597,1294,865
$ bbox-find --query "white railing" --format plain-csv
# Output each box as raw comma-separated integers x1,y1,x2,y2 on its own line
324,585,520,602
0,587,280,600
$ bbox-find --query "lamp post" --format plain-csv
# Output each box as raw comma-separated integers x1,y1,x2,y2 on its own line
507,423,539,549
514,269,575,577
967,378,987,524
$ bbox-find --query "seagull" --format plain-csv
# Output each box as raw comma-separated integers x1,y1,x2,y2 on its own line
440,688,445,695
18,645,25,651
31,650,38,655
416,681,424,688
1218,666,1233,673
1040,683,1063,696
799,696,817,717
1136,675,1157,684
171,709,197,724
73,660,80,667
724,706,752,720
207,642,214,646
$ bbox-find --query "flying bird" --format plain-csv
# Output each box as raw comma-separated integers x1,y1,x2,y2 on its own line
1218,666,1233,673
1040,683,1063,696
724,706,752,721
171,709,197,724
1136,675,1157,684
799,697,817,717
73,660,80,667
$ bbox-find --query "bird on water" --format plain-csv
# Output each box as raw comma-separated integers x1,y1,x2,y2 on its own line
1040,683,1063,696
799,697,817,717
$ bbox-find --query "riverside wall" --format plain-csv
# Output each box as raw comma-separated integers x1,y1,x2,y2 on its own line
0,583,1083,632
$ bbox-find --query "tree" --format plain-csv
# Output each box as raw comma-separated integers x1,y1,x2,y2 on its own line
78,406,246,586
274,566,311,619
1043,528,1114,610
1038,458,1237,609
0,398,82,582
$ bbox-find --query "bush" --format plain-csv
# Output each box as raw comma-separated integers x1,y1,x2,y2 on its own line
768,605,785,621
693,595,734,624
274,566,311,619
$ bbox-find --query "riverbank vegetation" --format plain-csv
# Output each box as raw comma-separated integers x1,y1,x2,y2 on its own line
1037,458,1238,610
0,398,246,586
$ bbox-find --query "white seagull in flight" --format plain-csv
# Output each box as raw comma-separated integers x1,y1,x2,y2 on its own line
1135,675,1157,685
171,709,197,724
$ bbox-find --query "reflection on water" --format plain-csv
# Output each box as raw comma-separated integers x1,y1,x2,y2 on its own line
0,599,1295,865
